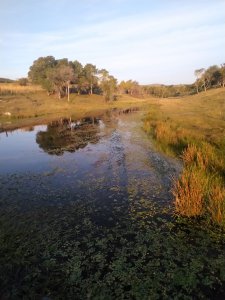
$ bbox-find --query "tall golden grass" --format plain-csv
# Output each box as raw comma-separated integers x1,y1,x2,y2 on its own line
144,89,225,226
173,142,225,225
0,83,43,95
172,166,208,217
208,185,225,226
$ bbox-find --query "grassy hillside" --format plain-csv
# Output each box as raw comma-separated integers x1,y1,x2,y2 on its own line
0,78,15,83
144,88,225,226
0,84,149,131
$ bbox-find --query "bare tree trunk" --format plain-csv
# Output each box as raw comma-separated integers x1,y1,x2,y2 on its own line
204,82,206,92
67,84,70,102
195,84,199,94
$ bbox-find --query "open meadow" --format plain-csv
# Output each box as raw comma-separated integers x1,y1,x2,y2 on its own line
0,83,149,132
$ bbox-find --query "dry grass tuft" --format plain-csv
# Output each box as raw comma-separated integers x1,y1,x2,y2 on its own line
172,167,208,217
181,144,198,166
173,144,225,225
208,184,225,226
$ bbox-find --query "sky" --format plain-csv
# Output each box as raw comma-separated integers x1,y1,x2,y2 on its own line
0,0,225,84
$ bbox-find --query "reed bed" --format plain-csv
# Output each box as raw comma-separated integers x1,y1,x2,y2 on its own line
144,88,225,226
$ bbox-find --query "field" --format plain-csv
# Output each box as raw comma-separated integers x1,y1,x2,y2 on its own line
0,82,43,95
144,88,225,226
0,83,149,131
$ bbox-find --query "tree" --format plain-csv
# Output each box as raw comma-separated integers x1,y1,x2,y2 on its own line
118,80,141,96
98,69,117,101
83,64,98,94
194,68,205,93
28,56,57,91
204,65,221,88
72,60,83,94
47,65,75,100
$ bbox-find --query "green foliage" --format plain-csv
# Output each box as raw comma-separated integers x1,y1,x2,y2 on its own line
28,56,57,90
143,84,195,98
118,80,142,97
99,69,117,101
17,77,28,86
194,64,225,93
28,57,117,98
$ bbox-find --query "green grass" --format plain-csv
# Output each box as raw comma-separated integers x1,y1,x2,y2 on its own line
144,88,225,226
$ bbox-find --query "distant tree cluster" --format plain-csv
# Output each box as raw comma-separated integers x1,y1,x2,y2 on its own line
142,84,195,98
139,63,225,98
118,80,143,97
28,57,225,101
17,77,28,86
0,78,15,83
28,56,117,101
194,64,225,93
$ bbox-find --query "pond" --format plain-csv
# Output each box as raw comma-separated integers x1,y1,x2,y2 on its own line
0,109,225,299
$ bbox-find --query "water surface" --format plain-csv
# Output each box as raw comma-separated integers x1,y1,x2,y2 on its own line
1,110,224,299
0,110,180,211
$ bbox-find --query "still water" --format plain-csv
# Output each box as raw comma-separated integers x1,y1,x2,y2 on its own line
0,110,180,211
1,110,225,299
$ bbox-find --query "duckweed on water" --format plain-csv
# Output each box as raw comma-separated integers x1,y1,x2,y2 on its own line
1,179,225,299
1,111,225,298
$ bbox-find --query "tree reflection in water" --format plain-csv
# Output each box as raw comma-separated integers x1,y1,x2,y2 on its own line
36,117,100,155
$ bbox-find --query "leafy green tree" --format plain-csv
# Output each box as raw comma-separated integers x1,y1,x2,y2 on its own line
83,64,98,94
204,65,221,88
28,56,57,91
118,80,142,97
98,69,117,101
72,60,84,94
47,65,75,100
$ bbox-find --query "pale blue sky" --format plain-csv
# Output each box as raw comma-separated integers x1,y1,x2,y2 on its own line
1,0,225,84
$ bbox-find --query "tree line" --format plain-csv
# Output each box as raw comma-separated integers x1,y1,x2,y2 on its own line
28,56,117,101
142,64,225,98
28,56,225,100
194,64,225,93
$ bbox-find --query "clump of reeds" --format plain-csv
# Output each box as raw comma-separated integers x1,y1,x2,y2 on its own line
208,184,225,226
172,166,208,217
173,143,225,226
